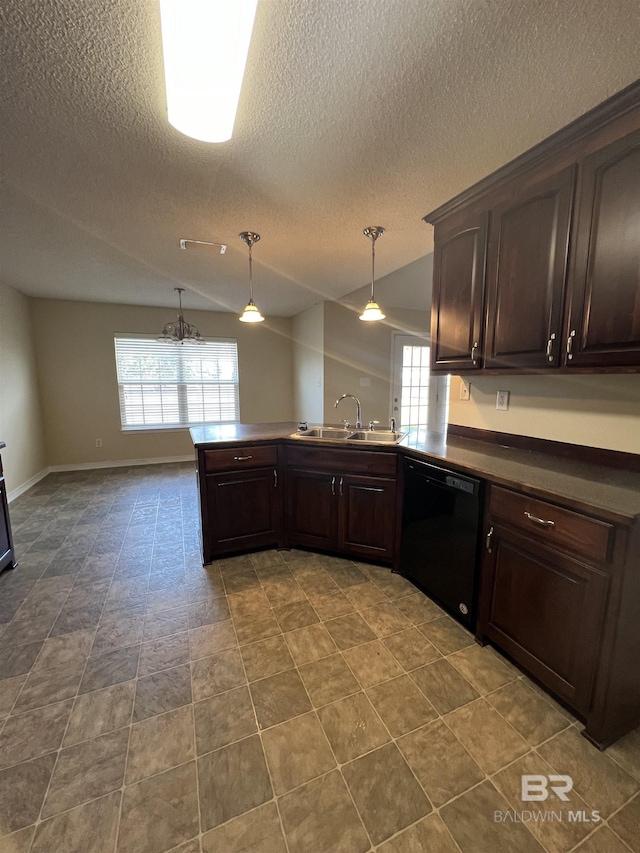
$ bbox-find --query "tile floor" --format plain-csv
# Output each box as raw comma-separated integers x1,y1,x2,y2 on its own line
0,463,638,853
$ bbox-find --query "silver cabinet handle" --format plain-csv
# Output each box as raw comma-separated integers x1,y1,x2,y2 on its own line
471,341,479,364
273,469,277,487
566,330,576,360
486,526,494,553
524,511,555,528
234,455,253,461
546,333,556,361
358,486,384,493
331,476,336,496
339,476,344,497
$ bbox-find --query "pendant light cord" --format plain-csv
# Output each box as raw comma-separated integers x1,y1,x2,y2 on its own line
371,238,376,302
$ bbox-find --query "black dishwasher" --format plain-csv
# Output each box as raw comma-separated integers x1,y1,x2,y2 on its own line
401,457,484,629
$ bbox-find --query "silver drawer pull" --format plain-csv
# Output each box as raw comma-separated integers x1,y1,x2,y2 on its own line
358,486,384,493
524,511,555,528
233,455,253,461
331,476,336,496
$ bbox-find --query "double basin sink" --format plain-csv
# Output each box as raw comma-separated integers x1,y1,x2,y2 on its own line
290,426,406,445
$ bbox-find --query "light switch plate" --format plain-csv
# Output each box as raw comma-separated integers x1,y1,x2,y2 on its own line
460,380,470,401
496,390,510,411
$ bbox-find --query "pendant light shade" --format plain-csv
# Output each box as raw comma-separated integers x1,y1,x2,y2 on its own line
239,231,265,323
159,0,258,144
359,226,386,322
158,287,204,344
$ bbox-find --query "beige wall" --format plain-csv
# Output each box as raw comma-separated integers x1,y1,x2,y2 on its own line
292,302,324,424
31,299,293,467
0,282,47,494
449,374,640,454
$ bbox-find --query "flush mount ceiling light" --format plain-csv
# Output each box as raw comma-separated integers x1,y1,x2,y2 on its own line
159,0,258,144
239,231,265,323
359,226,386,322
158,287,204,344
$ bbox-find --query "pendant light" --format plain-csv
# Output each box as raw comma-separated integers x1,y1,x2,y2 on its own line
359,226,386,321
158,287,204,344
239,231,265,323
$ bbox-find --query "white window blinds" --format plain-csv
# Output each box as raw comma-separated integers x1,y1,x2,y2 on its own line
114,337,240,430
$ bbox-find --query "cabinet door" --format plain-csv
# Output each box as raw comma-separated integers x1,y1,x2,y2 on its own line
0,478,15,572
478,525,608,713
287,469,338,551
566,129,640,367
484,166,575,368
204,468,279,559
431,210,488,371
338,475,397,563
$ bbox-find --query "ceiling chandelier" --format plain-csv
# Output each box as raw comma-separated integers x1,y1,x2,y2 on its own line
359,226,386,322
158,287,204,344
239,231,265,323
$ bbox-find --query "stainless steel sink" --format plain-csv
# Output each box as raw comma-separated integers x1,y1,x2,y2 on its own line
348,430,405,444
292,427,353,440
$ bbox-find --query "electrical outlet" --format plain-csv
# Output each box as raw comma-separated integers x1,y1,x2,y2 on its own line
95,438,103,448
496,390,510,411
460,380,470,401
360,378,370,387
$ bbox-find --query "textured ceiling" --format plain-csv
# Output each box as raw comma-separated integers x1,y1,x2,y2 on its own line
1,0,640,316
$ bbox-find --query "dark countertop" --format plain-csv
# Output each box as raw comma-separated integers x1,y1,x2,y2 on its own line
190,422,640,523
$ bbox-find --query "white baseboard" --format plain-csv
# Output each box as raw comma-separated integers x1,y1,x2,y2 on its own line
7,468,51,503
7,455,194,501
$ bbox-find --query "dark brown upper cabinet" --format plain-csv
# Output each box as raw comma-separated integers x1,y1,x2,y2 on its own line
484,166,575,369
565,128,640,367
431,209,488,371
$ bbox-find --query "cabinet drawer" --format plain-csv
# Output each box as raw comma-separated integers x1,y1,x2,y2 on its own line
203,444,278,473
286,445,397,477
489,486,612,565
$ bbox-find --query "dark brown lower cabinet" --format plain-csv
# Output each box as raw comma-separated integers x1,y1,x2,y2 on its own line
0,450,16,573
338,474,397,562
287,469,338,551
478,524,608,713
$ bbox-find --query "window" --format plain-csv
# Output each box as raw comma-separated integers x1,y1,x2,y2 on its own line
114,336,239,430
391,334,450,432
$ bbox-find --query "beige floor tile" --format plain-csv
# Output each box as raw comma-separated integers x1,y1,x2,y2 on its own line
383,627,442,671
143,607,189,641
278,770,369,853
608,726,640,781
91,615,144,657
79,644,141,694
397,718,485,807
366,674,438,737
0,699,73,769
190,648,246,701
610,794,640,851
298,654,360,707
234,609,281,645
372,571,417,600
343,640,404,688
487,679,571,745
250,669,312,729
360,601,412,638
249,549,286,570
42,728,129,818
410,658,479,713
223,568,261,596
283,623,338,665
197,736,272,831
419,616,475,655
494,751,594,853
0,641,44,680
0,753,56,835
0,614,57,646
322,561,368,589
240,635,294,682
308,590,355,620
538,726,639,817
449,644,517,694
138,632,190,676
64,681,135,746
343,583,388,610
273,600,319,633
201,801,287,853
126,705,195,784
0,675,26,719
317,691,390,763
228,587,271,617
343,743,431,844
393,592,444,625
2,824,36,853
187,596,230,628
189,620,237,660
11,659,84,714
32,628,94,672
263,578,307,608
262,711,336,794
572,826,635,853
194,686,256,754
295,569,339,596
133,664,193,722
440,780,544,853
119,762,199,852
32,791,121,853
445,698,530,774
324,612,377,650
377,813,459,853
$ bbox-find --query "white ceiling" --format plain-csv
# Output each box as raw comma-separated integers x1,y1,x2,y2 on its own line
2,0,640,317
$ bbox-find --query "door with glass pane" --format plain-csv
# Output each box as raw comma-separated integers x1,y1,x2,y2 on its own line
391,334,449,432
